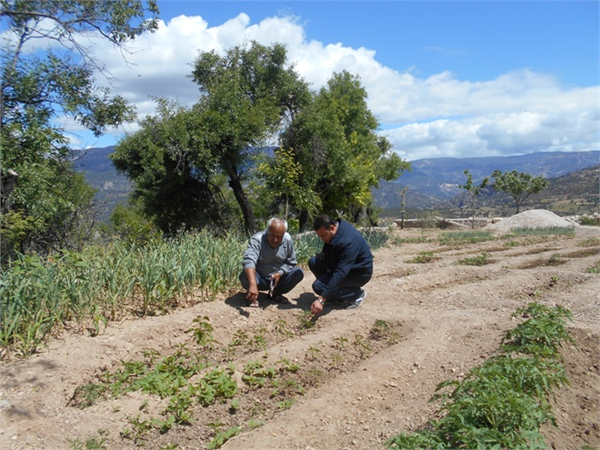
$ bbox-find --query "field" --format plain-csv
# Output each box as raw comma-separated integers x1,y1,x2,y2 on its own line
1,225,598,450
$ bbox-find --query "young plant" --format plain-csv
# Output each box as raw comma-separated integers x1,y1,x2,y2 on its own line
385,303,574,450
276,399,296,410
206,426,240,449
370,319,400,343
273,318,294,337
405,252,436,264
298,311,316,332
187,315,218,350
242,361,276,388
276,358,300,373
457,253,491,266
305,346,322,361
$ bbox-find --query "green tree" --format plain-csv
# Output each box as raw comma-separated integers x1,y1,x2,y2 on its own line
281,71,409,228
459,169,489,228
491,169,549,214
255,147,320,221
111,99,237,234
0,0,160,258
190,41,311,234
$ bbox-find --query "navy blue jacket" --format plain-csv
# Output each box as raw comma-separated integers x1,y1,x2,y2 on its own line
320,220,373,300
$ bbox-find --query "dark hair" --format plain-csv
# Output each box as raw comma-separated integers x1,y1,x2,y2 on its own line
313,214,336,231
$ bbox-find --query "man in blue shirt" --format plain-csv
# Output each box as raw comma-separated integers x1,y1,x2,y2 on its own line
240,217,304,307
309,214,373,315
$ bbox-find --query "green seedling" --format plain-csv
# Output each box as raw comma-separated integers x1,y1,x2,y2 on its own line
305,346,322,361
206,426,240,449
276,358,299,373
247,419,265,429
270,379,305,398
152,415,176,434
228,330,249,347
406,252,436,264
187,315,218,349
242,361,276,388
333,336,349,349
273,318,294,337
298,311,316,332
277,399,296,410
353,334,372,358
457,253,491,266
370,319,401,343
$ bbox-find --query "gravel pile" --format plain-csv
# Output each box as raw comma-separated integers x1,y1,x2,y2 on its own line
487,209,578,232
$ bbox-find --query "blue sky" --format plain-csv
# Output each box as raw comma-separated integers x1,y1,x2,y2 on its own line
50,1,599,160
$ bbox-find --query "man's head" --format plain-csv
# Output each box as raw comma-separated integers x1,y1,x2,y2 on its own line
313,214,337,244
266,217,287,248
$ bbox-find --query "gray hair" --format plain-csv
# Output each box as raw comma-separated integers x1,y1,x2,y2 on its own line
267,217,288,232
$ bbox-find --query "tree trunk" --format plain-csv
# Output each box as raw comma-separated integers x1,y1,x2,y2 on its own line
225,164,255,235
299,209,309,231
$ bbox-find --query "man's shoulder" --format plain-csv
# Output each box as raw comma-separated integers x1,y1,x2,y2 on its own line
337,220,358,236
249,231,267,243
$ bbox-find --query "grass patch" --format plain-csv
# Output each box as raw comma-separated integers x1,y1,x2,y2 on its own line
511,227,575,237
405,252,438,264
580,216,599,226
457,253,492,266
438,231,495,246
516,253,567,269
578,237,600,247
391,235,435,245
586,260,600,274
563,248,600,258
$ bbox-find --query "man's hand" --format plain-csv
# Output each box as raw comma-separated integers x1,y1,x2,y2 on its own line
311,298,325,316
246,284,259,302
271,272,282,287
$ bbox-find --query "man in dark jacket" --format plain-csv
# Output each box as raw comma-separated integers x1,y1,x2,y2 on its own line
309,214,373,316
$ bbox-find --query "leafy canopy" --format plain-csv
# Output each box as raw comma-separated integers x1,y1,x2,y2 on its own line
280,70,409,226
491,169,549,214
0,0,159,260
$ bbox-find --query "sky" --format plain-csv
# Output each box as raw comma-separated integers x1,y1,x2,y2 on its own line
48,1,600,160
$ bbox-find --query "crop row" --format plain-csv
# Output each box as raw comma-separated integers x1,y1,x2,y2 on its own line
0,229,389,359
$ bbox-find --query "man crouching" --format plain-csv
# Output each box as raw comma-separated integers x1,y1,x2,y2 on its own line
239,218,304,307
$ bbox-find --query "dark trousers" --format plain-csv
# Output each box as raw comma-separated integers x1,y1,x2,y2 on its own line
239,267,304,295
308,256,371,302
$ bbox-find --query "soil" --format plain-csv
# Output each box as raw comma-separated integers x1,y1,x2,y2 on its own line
1,222,599,450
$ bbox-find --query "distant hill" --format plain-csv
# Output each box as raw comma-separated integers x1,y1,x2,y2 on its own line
73,147,599,219
435,164,600,217
71,146,131,220
374,150,599,209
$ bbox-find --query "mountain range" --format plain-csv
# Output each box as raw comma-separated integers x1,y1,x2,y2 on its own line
72,147,599,218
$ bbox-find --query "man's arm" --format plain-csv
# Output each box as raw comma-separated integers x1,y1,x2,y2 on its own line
242,234,263,301
319,242,358,300
244,267,260,301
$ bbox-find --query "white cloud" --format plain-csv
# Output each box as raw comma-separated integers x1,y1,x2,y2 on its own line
70,13,598,159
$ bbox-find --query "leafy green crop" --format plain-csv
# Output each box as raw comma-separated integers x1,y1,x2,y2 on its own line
386,302,573,450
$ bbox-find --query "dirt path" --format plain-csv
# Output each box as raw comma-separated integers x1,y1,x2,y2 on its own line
1,226,598,450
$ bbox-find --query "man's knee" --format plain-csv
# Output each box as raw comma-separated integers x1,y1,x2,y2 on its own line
312,279,325,295
289,267,305,285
